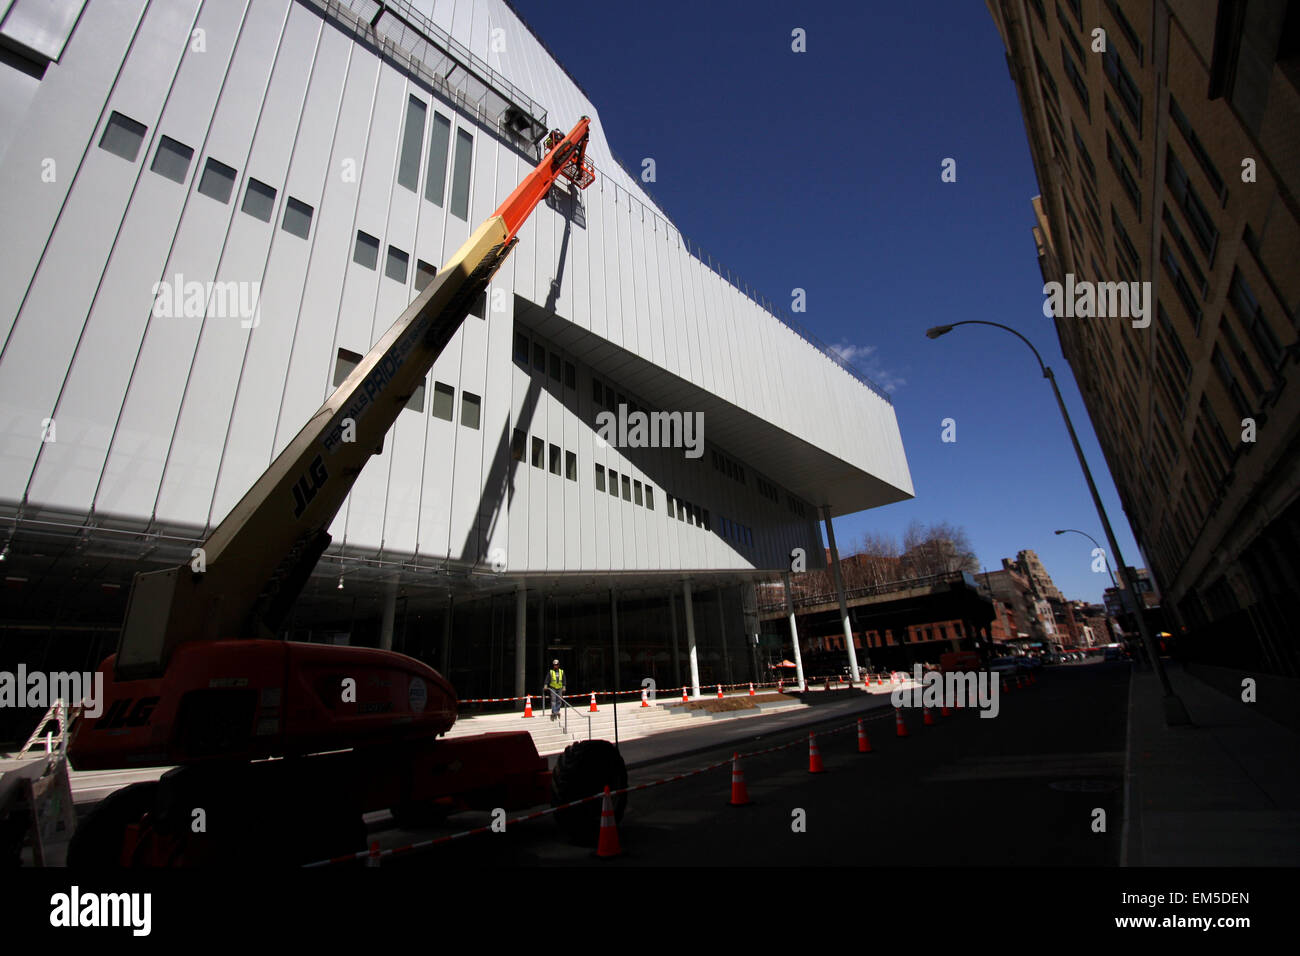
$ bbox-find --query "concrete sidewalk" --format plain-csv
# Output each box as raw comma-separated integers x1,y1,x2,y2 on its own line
1124,660,1300,866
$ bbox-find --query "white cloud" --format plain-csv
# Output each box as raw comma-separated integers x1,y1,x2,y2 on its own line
831,341,905,393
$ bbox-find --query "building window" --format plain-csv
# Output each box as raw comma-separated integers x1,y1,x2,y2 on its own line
532,436,544,468
397,95,426,193
533,343,545,372
1229,269,1283,371
605,384,616,407
1160,240,1202,332
241,178,277,222
608,469,619,497
667,496,676,519
645,486,654,511
150,135,194,184
595,464,606,492
1168,96,1224,200
592,377,603,405
425,112,451,206
1059,40,1090,116
281,197,313,240
511,428,526,461
196,157,236,203
621,475,632,501
514,331,529,365
549,353,561,381
564,361,576,390
548,443,560,475
1102,45,1141,131
459,392,481,429
449,128,473,220
332,347,362,387
1107,135,1141,218
1105,0,1143,64
415,259,437,292
1165,148,1218,261
404,378,425,413
354,230,379,269
386,245,409,284
99,111,146,162
633,480,643,506
431,382,455,421
566,451,577,481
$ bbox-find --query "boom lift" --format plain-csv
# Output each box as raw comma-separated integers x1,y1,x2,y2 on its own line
66,118,625,865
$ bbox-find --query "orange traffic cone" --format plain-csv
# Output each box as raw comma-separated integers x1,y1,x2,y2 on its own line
808,732,826,773
716,684,723,699
1016,675,1024,690
523,695,534,718
589,692,598,713
640,688,650,708
778,678,784,692
681,686,688,703
923,706,936,726
728,753,751,806
895,707,909,737
596,786,621,858
857,719,872,753
748,682,755,697
366,841,381,867
877,673,884,686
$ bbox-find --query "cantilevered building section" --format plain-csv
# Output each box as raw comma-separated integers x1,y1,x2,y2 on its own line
988,0,1300,675
0,0,911,706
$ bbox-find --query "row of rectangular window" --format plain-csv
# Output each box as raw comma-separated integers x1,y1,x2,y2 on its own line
710,449,745,485
513,429,578,481
99,111,318,240
515,332,577,389
594,463,654,509
398,94,472,219
667,494,706,530
718,514,754,548
1164,147,1219,263
332,347,478,424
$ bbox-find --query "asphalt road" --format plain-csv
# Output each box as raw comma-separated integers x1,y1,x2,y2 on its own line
370,660,1130,867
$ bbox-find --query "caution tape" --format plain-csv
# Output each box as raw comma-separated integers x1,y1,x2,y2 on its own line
457,676,898,706
302,705,904,867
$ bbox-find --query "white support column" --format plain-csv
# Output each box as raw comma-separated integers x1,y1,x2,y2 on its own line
716,587,732,686
823,505,861,682
514,586,527,700
784,571,805,689
683,580,700,698
668,591,682,689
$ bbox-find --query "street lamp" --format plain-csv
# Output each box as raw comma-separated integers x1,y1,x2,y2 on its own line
1054,528,1118,589
927,320,1190,726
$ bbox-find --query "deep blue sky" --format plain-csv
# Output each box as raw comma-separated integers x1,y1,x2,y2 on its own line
510,0,1145,605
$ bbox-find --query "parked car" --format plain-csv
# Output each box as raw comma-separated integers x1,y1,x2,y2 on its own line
988,657,1022,678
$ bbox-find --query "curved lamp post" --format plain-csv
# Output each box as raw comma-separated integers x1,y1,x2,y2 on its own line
927,320,1190,726
1054,527,1118,590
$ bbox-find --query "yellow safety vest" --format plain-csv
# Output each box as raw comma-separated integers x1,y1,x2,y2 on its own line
549,669,565,689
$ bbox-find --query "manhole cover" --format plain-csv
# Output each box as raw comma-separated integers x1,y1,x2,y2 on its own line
1048,779,1118,792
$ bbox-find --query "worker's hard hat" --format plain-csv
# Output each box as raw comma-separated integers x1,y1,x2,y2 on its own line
552,659,559,665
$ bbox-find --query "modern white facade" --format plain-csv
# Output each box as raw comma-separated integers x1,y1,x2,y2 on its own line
0,0,911,701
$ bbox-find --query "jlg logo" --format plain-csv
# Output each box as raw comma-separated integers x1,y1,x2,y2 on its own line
95,696,160,730
291,455,329,518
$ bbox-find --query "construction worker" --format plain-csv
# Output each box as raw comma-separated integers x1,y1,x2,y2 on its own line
547,659,566,720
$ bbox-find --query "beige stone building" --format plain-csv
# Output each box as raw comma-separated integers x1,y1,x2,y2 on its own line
987,0,1299,675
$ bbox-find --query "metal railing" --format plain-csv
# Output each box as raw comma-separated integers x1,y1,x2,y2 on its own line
758,571,979,613
548,688,591,740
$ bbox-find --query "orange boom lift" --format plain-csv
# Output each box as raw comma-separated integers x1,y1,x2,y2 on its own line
66,119,623,865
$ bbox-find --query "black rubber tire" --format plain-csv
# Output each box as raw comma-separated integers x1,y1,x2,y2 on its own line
550,740,627,846
67,781,160,867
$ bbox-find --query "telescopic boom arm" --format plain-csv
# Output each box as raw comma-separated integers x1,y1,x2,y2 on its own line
114,117,594,679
